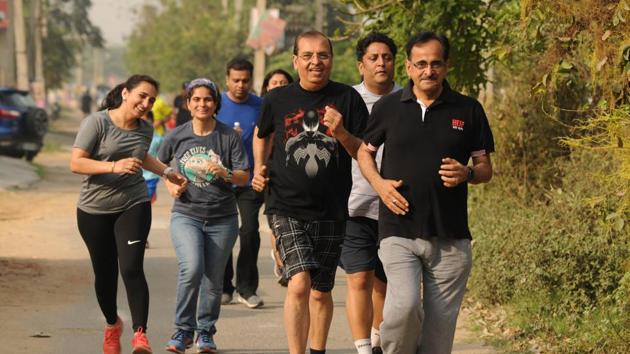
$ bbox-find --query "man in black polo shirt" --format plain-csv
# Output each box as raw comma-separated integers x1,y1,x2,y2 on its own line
357,32,494,354
253,30,368,354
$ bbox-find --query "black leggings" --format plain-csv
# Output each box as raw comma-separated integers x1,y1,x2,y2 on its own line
77,202,151,331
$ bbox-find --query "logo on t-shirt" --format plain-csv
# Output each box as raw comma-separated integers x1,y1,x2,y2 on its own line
452,119,465,131
284,106,336,178
179,146,225,187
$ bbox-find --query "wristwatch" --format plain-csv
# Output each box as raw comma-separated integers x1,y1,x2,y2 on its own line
466,166,475,183
162,166,174,177
224,168,233,183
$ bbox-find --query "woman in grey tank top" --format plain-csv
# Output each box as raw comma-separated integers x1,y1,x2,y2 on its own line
70,75,187,354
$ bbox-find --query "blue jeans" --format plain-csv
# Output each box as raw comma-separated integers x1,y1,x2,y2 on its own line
170,212,238,333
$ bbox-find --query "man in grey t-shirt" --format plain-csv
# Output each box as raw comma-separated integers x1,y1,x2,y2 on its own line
341,32,401,354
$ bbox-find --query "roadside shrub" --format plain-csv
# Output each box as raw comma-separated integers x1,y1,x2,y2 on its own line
468,151,630,352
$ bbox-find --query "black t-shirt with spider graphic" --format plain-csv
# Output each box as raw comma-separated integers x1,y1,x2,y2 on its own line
257,80,368,221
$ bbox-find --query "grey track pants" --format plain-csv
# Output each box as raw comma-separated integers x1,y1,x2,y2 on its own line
378,237,472,354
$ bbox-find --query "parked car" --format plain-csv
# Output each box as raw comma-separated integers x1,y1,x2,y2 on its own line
0,87,49,161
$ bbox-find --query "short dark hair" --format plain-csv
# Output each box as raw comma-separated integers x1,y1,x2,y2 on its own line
226,57,254,75
356,32,397,61
292,30,333,57
260,69,294,96
405,32,450,61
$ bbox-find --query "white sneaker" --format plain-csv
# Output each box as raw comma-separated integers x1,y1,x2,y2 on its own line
236,294,264,309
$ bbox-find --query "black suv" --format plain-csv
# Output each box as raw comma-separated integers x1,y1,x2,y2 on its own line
0,87,49,161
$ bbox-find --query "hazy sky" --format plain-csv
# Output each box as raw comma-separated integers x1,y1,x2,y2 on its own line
89,0,157,46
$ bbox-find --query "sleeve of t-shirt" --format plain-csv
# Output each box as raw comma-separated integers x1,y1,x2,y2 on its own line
256,94,275,138
345,89,369,138
229,132,250,171
471,101,495,155
157,132,174,164
362,98,388,151
73,114,101,154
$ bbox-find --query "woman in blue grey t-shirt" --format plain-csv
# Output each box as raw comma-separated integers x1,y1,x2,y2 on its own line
70,75,187,354
158,78,249,353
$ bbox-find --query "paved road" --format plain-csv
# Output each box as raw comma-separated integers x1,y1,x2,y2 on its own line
0,111,495,354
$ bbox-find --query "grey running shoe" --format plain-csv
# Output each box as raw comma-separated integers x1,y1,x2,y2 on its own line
236,293,264,309
196,330,217,353
220,293,232,305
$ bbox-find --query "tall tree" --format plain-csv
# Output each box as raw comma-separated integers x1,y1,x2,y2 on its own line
42,0,103,89
125,0,253,92
337,0,506,95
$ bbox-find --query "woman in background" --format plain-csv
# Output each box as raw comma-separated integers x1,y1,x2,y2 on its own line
260,69,293,96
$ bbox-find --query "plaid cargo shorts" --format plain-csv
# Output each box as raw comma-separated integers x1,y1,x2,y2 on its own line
269,215,344,292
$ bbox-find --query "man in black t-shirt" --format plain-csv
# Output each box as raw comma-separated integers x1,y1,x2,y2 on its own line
174,81,191,126
253,31,368,354
357,32,494,354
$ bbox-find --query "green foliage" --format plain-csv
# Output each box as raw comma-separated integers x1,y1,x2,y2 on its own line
125,0,254,92
466,1,630,352
337,0,508,95
42,0,103,89
562,106,630,211
469,152,630,353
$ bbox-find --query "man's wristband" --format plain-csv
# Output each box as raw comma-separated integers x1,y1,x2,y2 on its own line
466,166,475,183
162,166,174,177
111,161,115,173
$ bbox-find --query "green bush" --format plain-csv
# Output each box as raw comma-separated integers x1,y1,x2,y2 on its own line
468,151,630,353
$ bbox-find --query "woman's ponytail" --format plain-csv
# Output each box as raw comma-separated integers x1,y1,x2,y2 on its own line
99,83,125,110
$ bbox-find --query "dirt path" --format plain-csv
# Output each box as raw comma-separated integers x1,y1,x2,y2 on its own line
0,111,496,353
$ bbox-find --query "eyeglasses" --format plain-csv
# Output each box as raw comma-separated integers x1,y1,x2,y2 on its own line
410,60,445,71
186,78,218,92
297,52,331,62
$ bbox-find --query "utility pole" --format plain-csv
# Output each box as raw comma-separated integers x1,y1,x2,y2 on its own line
93,47,104,86
315,0,324,32
32,0,46,106
253,0,265,94
235,0,243,27
221,0,228,15
13,0,29,90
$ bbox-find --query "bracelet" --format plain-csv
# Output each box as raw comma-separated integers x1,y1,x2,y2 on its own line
466,166,475,183
111,161,115,173
162,166,174,177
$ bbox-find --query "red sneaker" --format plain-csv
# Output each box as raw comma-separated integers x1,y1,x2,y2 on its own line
131,327,153,354
103,317,123,354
